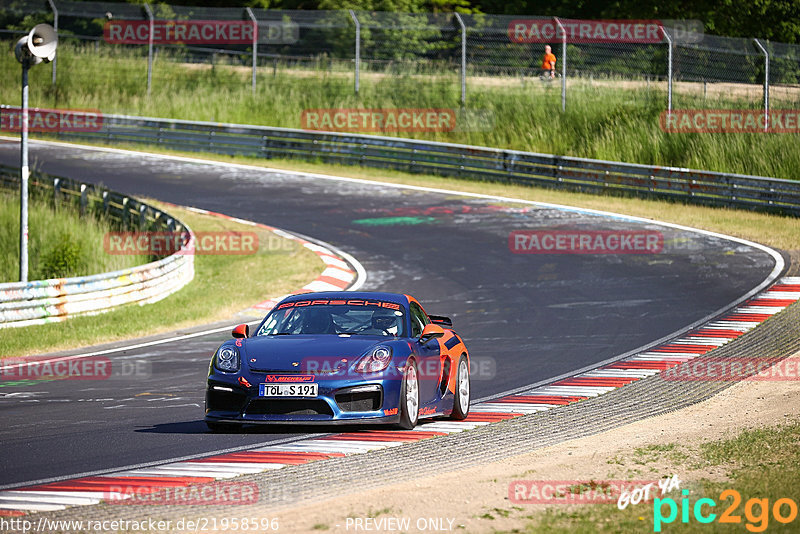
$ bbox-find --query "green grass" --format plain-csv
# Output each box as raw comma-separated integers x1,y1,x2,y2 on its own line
0,189,146,282
0,201,323,357
2,41,799,181
496,420,800,533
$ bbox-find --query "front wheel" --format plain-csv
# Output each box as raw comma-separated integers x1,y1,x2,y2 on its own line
450,355,470,420
397,360,420,430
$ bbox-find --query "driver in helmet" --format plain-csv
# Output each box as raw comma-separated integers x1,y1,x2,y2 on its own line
371,309,400,336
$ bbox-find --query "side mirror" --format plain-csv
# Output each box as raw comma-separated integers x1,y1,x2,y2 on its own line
419,323,445,343
232,324,250,339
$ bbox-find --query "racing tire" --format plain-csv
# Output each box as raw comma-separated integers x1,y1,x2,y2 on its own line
397,360,420,430
450,355,470,420
206,421,241,432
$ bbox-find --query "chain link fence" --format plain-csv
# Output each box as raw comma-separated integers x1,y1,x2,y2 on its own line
2,1,799,114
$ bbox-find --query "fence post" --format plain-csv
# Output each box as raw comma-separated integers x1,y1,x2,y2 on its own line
554,17,566,112
349,9,360,95
143,3,154,96
454,13,467,106
662,25,673,114
246,7,257,94
47,0,58,85
80,183,87,216
753,38,769,132
122,197,129,230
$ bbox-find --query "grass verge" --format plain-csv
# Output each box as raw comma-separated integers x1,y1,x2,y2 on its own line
503,419,800,533
0,188,146,281
0,200,323,358
1,41,799,180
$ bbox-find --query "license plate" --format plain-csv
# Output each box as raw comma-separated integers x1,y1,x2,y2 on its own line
259,383,318,397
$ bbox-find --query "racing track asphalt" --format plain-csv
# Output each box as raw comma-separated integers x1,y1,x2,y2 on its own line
0,140,781,488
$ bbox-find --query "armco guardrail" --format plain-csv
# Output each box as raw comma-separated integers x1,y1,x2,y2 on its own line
0,165,194,329
20,109,800,217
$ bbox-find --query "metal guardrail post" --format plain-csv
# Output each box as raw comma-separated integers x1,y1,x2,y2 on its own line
245,7,257,94
554,17,566,112
143,3,154,96
47,0,58,85
80,183,87,216
662,26,673,115
53,178,60,207
349,9,360,95
454,13,466,106
753,38,769,132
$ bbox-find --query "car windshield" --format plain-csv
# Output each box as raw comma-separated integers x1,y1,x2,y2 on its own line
256,300,406,337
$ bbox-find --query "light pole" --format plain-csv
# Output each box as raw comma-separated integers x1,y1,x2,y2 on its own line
14,24,58,283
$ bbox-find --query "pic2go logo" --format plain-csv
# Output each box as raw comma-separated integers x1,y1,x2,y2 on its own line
654,489,799,532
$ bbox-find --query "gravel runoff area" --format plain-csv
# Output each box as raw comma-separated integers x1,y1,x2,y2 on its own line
22,294,800,532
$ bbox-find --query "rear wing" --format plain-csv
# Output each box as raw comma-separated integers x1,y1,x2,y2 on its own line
428,314,453,328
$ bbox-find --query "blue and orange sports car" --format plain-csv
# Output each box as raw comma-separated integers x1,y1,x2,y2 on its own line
205,292,471,430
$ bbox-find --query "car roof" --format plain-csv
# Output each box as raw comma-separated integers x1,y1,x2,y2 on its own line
279,291,411,307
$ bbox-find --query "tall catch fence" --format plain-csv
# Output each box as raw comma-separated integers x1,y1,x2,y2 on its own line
2,1,799,113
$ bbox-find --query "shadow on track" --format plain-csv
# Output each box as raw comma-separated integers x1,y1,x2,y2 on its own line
135,420,403,435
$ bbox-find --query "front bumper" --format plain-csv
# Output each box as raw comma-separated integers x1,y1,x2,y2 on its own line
205,374,404,425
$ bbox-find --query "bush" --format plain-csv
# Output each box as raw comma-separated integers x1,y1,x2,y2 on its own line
39,231,88,279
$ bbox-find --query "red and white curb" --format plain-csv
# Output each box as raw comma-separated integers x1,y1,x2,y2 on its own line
475,276,800,412
3,279,799,514
177,206,363,316
0,415,511,514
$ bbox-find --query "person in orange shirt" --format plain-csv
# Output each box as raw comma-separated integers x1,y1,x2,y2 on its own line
541,45,556,79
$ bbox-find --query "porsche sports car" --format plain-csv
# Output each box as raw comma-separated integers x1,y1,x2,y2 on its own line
204,292,470,430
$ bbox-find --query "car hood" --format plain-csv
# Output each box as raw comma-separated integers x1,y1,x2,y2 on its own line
243,335,390,372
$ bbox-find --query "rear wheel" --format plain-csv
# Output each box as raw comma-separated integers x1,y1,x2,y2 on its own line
450,355,470,420
397,360,419,430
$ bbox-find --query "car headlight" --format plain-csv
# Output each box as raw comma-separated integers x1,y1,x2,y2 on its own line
215,346,240,373
354,346,392,373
